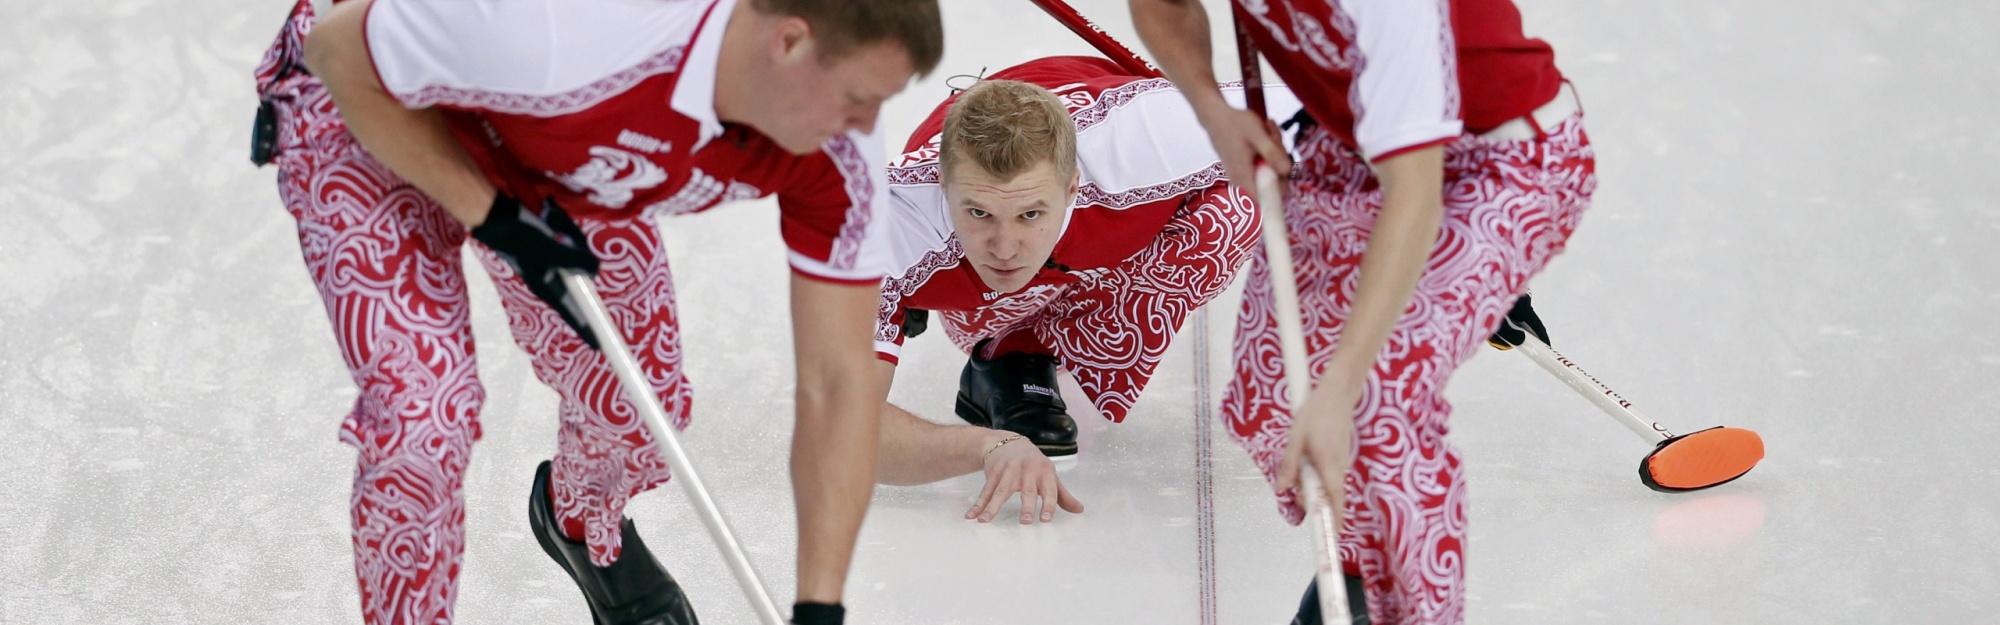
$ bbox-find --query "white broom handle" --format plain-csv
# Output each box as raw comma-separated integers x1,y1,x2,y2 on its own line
1510,333,1674,444
561,270,788,625
1255,167,1353,625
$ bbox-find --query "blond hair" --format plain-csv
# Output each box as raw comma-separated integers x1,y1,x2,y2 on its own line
939,79,1077,183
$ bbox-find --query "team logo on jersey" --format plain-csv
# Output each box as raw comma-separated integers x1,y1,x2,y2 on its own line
547,145,669,209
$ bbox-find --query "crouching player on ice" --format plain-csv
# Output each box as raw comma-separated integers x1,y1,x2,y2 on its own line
864,56,1301,523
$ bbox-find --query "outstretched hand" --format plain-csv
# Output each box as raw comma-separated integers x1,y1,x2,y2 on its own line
967,436,1084,525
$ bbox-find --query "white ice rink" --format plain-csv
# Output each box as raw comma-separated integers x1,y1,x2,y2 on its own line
4,0,1997,623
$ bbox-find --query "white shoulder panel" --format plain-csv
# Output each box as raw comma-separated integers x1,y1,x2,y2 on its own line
878,174,959,294
1341,0,1464,159
1071,82,1307,209
365,0,710,115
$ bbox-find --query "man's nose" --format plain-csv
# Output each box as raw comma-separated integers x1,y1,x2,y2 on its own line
989,232,1022,262
845,101,881,135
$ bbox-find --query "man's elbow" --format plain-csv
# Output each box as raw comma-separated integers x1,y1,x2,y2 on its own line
795,360,883,418
301,20,340,79
302,1,368,88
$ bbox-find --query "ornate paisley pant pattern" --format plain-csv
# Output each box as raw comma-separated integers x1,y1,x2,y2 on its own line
1219,119,1595,625
259,6,684,623
940,183,1262,423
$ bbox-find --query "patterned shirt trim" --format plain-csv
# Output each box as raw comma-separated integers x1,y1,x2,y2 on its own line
1069,78,1175,133
824,135,875,270
1432,0,1462,120
1074,163,1226,210
399,46,686,117
887,162,940,186
875,239,964,343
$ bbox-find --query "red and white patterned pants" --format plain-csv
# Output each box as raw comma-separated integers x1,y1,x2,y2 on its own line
259,5,683,623
940,183,1262,423
1219,118,1595,624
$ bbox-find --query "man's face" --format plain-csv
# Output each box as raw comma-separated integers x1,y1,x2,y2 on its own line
762,26,915,154
944,159,1077,294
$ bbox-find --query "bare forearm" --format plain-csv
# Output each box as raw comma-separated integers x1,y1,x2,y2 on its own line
303,0,494,226
788,277,888,604
875,388,1009,486
790,370,879,603
1324,147,1446,380
1129,0,1230,116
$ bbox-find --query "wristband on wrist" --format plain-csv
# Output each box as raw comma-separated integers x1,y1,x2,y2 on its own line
791,602,844,625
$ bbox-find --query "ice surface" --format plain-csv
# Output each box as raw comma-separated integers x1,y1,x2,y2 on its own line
2,0,1996,623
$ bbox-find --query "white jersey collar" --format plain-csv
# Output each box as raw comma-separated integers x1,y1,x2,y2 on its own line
670,0,737,151
1058,195,1077,239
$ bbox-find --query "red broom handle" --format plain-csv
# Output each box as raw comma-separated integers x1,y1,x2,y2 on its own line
1027,0,1163,78
1231,5,1267,116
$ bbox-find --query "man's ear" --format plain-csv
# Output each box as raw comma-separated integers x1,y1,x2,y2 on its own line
1065,169,1081,202
770,16,814,65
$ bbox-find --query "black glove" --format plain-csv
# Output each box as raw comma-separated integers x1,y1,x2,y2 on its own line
471,194,603,349
792,602,844,625
900,308,929,339
1486,292,1551,350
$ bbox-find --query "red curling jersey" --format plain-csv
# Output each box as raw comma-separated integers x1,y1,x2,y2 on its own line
1232,0,1564,161
362,0,892,283
872,56,1302,362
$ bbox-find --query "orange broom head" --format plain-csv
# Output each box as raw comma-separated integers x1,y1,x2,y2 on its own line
1640,426,1765,493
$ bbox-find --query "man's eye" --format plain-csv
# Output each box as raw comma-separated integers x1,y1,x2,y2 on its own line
969,208,990,218
1022,211,1041,220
